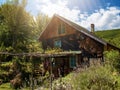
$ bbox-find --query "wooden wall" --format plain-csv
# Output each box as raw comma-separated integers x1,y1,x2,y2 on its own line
42,32,104,58
40,16,77,40
40,16,104,59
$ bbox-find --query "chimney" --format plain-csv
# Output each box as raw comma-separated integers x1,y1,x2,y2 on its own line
91,24,95,33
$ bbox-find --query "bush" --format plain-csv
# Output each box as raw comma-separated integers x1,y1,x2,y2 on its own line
104,50,120,72
0,62,12,82
53,78,72,90
0,62,12,71
55,66,119,90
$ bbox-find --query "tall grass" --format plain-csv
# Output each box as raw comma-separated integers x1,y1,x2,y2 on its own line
52,50,120,90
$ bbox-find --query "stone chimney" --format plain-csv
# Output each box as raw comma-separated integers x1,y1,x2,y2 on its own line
91,24,95,33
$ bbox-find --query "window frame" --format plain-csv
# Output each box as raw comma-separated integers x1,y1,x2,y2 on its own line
69,56,76,68
54,39,62,48
58,23,66,35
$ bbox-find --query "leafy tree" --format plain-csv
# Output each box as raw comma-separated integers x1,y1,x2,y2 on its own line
35,13,50,38
0,0,35,52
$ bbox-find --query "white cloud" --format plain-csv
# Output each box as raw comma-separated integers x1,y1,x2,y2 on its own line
31,0,120,30
79,7,120,30
35,0,80,22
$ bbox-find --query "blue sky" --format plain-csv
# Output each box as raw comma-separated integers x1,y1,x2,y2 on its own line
0,0,120,30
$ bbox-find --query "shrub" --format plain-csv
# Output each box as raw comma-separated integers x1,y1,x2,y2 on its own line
104,50,120,72
55,66,119,90
0,62,12,71
53,78,72,90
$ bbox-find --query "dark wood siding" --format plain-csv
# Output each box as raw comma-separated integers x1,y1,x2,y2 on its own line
40,16,105,59
42,31,104,58
42,34,80,50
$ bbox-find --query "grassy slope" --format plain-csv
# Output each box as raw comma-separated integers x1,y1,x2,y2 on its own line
95,29,120,48
95,29,120,39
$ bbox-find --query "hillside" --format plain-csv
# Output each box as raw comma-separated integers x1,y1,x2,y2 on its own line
95,29,120,48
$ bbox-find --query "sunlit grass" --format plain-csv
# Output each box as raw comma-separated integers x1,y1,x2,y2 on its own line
0,83,12,90
0,83,29,90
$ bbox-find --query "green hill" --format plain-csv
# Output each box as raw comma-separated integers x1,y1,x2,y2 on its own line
95,29,120,48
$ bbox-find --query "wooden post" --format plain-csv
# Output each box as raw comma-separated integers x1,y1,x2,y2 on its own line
50,57,54,90
30,56,34,90
50,57,52,90
0,55,1,71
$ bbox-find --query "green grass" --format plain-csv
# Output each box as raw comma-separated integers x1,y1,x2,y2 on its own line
95,29,120,48
95,29,120,39
0,83,30,90
0,83,12,90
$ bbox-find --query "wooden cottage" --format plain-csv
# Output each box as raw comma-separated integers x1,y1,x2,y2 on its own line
39,14,120,76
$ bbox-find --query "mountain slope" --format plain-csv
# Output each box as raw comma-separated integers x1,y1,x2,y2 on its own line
95,29,120,48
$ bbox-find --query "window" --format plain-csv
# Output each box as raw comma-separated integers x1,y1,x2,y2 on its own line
58,23,66,34
69,56,76,68
54,39,62,48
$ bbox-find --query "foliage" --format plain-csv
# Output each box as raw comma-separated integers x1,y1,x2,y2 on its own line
1,61,12,67
53,77,72,90
0,62,12,82
53,66,119,90
35,13,50,38
45,47,63,54
0,1,50,54
0,56,32,83
0,2,32,52
0,61,12,70
20,62,32,73
0,0,50,89
26,40,43,53
104,50,120,72
0,1,48,53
